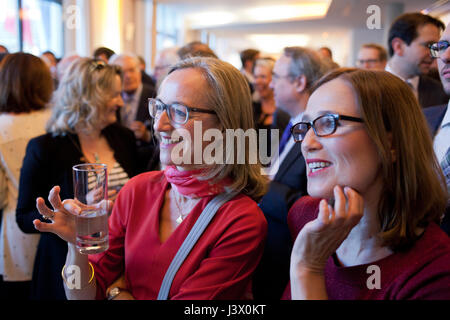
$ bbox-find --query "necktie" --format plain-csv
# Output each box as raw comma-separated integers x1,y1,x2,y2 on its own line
441,147,450,194
122,93,135,127
279,121,293,155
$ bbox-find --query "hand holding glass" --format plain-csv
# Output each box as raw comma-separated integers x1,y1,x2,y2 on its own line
73,164,109,254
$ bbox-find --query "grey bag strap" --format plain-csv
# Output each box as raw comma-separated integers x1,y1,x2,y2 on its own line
157,191,237,300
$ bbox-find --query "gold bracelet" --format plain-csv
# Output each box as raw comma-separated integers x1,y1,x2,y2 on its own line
61,262,95,289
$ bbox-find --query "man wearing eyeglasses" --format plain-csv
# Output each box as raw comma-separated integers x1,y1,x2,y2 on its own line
356,43,387,70
252,47,326,300
386,12,447,109
424,22,450,235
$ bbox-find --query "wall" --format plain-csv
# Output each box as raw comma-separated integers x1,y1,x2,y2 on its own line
62,0,153,63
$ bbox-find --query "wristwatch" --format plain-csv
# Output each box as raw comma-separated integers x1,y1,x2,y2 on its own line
107,287,121,300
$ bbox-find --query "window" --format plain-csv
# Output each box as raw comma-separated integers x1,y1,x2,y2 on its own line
0,0,63,57
156,5,179,50
0,0,20,53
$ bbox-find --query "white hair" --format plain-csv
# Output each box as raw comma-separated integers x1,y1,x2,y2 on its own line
109,53,141,69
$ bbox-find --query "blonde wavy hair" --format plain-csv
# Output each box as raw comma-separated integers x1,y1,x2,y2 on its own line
167,57,268,201
46,58,122,135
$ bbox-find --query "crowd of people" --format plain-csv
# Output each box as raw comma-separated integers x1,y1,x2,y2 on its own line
0,11,449,300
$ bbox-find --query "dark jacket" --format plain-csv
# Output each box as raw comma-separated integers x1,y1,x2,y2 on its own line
419,75,448,109
116,83,160,171
16,123,145,300
116,83,156,130
423,104,450,236
253,141,308,299
141,70,156,89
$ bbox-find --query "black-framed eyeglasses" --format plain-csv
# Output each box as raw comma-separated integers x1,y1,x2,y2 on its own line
428,40,450,58
291,113,364,142
148,98,216,125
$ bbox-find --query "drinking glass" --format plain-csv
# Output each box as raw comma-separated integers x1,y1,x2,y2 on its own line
72,163,109,254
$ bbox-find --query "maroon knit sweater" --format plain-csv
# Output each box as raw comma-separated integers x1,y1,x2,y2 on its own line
283,196,450,300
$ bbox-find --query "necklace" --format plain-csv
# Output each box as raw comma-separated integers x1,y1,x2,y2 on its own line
69,134,101,164
171,188,194,225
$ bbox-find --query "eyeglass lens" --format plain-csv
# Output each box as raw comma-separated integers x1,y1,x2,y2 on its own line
292,115,337,141
430,40,450,58
149,100,188,124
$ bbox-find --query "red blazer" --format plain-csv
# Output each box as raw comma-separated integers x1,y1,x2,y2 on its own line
90,171,268,300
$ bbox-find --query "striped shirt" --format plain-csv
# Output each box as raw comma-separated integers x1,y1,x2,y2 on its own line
441,147,450,195
87,162,130,194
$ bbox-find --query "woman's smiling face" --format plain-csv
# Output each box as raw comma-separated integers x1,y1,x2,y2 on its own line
301,77,383,200
154,68,219,170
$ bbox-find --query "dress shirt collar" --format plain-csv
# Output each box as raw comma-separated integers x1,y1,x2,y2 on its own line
290,112,304,126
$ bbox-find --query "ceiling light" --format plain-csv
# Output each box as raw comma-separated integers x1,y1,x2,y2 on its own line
245,2,330,22
247,34,310,54
187,11,237,28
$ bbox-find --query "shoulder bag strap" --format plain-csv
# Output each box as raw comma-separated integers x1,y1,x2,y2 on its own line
157,191,237,300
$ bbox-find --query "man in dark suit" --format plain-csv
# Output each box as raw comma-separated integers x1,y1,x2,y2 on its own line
252,47,327,299
386,12,448,108
109,54,157,145
424,104,449,235
109,54,160,171
424,22,450,235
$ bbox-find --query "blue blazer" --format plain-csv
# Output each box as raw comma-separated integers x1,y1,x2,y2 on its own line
423,104,447,134
419,75,448,109
253,142,307,299
423,104,450,236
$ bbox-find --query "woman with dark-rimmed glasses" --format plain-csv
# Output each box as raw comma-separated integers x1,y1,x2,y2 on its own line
285,68,450,300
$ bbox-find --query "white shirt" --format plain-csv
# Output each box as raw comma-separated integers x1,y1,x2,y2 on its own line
241,69,255,85
433,100,450,164
385,63,419,99
0,109,50,281
267,112,303,180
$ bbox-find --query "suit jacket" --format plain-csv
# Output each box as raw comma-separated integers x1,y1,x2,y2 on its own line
141,70,156,89
423,104,450,236
419,75,448,109
117,83,160,170
16,123,145,300
252,142,308,299
117,83,156,129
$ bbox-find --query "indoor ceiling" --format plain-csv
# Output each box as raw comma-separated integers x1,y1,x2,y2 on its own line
154,0,447,64
156,0,446,32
